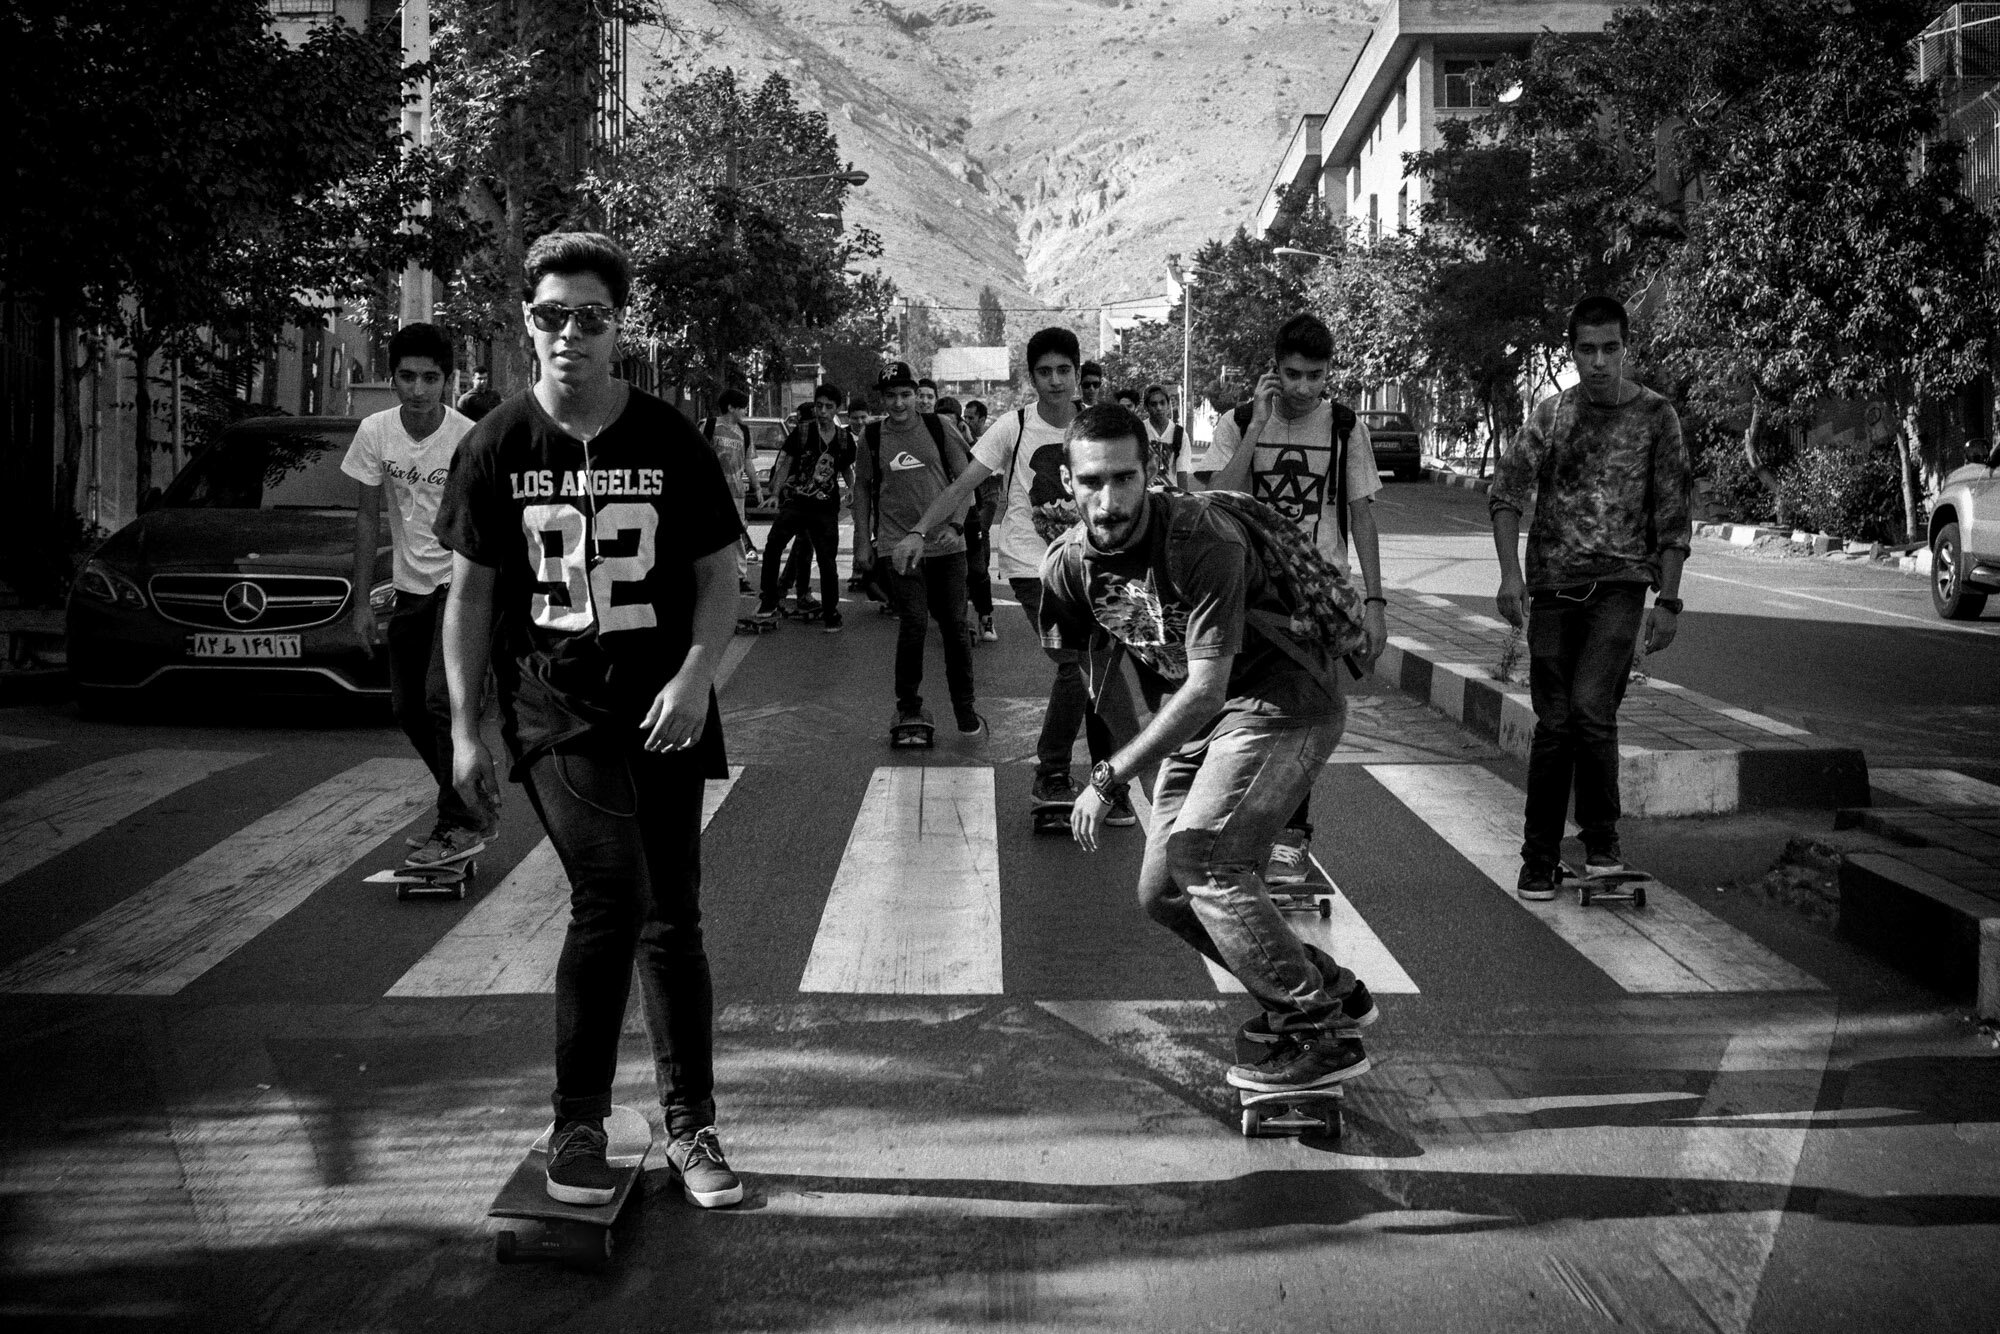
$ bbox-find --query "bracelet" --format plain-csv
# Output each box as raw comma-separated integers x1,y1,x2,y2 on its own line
1364,596,1388,606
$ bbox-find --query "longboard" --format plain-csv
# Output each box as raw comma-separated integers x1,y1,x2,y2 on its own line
363,847,477,901
1031,796,1073,835
488,1104,652,1273
1560,865,1655,908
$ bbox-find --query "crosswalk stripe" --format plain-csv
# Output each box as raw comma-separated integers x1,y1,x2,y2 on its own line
385,769,744,998
0,748,260,888
1872,767,2000,806
0,734,55,752
0,758,432,996
799,766,1001,995
1366,763,1823,993
1126,780,1419,997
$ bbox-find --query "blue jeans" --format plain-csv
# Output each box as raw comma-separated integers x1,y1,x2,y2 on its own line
387,586,482,833
1137,710,1355,1036
1010,577,1138,779
1522,580,1647,870
880,552,975,716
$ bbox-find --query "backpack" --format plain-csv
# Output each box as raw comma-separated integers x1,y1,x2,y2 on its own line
862,413,965,546
1156,488,1369,674
1229,398,1359,548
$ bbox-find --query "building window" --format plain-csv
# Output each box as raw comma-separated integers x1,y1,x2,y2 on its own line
1397,82,1408,130
1352,165,1361,201
272,0,336,13
1440,59,1497,109
1368,193,1379,242
1398,184,1408,230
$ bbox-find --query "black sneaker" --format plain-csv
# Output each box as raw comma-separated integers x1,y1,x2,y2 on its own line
1104,791,1138,827
665,1126,743,1208
823,609,844,634
1517,863,1558,901
796,596,824,616
1226,1032,1371,1092
1583,846,1626,877
544,1119,619,1206
1030,771,1077,808
954,705,985,736
1239,979,1378,1047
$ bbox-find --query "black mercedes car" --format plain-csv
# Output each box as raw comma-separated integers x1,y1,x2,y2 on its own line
67,416,393,712
1359,410,1424,481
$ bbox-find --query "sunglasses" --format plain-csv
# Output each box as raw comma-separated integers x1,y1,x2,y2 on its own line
526,302,618,335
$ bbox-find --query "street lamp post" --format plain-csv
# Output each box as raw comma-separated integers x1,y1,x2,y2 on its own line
1272,245,1340,264
1167,254,1201,436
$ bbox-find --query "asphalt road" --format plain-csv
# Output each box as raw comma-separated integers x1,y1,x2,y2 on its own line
1,493,1996,1332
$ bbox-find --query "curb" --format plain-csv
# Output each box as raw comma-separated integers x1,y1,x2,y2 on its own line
1839,851,2000,1011
1422,466,1494,495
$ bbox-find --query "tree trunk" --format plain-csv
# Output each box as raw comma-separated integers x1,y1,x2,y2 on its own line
56,319,86,528
1741,399,1787,526
130,326,158,506
1897,403,1923,545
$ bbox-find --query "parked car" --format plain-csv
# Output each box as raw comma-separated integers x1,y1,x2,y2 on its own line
1929,439,2000,619
742,416,793,518
1358,410,1423,481
67,416,391,711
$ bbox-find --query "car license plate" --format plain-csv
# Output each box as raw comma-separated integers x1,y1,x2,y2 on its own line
188,633,301,659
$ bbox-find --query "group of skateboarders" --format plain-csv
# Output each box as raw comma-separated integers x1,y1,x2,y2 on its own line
353,226,1689,1218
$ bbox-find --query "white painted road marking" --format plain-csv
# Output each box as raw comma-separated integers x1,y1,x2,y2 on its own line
0,758,432,995
387,769,744,997
1872,767,2000,806
0,748,259,888
800,766,1001,994
1366,764,1823,994
0,735,55,752
1685,566,2000,636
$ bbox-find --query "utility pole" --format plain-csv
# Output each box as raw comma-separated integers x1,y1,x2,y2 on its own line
398,0,434,325
1167,255,1197,435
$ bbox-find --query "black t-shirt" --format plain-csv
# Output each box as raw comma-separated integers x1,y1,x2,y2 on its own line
1039,491,1337,744
435,387,743,777
780,421,855,511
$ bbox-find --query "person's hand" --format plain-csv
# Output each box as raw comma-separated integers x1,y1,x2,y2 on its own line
1251,371,1282,427
640,673,708,754
1496,571,1526,629
891,531,925,576
1362,601,1388,669
351,599,378,658
1643,606,1679,654
450,732,501,829
1071,782,1109,852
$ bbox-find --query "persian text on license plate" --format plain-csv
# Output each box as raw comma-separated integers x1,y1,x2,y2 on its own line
188,634,301,659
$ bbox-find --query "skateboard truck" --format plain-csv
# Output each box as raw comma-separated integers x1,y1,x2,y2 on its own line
734,616,777,636
890,709,935,749
1563,865,1651,908
1271,891,1332,918
364,849,476,901
1238,1085,1343,1138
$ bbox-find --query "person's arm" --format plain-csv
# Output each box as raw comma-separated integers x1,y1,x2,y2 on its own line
444,552,502,827
852,445,876,569
1643,407,1693,653
1492,507,1526,629
888,457,995,574
1488,410,1546,629
1347,497,1388,668
350,483,383,653
1070,654,1231,852
640,543,738,752
768,452,793,502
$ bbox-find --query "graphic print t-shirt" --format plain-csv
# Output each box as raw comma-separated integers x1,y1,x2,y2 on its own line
781,421,855,511
340,406,476,594
972,405,1078,580
1145,421,1188,487
434,388,743,777
1038,491,1339,743
1203,402,1381,573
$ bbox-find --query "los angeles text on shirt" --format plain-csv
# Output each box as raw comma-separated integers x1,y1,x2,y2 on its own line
508,467,669,499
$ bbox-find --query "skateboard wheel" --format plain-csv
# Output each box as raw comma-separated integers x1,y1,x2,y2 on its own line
1321,1107,1342,1138
1241,1106,1262,1137
1634,884,1647,908
396,885,411,902
1318,899,1331,919
453,879,467,901
495,1230,520,1264
1579,884,1593,907
562,1223,611,1273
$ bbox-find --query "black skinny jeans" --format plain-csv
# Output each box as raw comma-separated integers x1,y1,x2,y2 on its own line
523,738,715,1137
1521,580,1647,870
386,587,481,833
963,503,995,618
880,551,975,717
761,504,841,611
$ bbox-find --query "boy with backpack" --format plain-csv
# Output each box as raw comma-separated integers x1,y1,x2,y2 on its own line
749,383,855,631
1200,314,1389,888
1042,403,1383,1092
852,362,984,739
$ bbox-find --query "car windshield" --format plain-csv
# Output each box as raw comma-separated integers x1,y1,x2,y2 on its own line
746,419,788,452
162,427,361,510
1361,412,1416,432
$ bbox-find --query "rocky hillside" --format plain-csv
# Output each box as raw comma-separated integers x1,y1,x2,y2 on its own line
638,0,1373,346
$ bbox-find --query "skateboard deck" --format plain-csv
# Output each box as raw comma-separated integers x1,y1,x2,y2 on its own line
890,716,936,749
364,847,477,901
1238,1085,1343,1138
489,1104,652,1272
1031,798,1073,835
1269,859,1334,918
734,616,777,635
1561,865,1655,908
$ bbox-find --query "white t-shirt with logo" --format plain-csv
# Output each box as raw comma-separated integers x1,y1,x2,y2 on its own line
1203,402,1380,574
971,404,1077,581
341,405,476,593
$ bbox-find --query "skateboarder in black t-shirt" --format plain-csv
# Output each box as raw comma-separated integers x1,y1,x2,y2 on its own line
436,231,746,1211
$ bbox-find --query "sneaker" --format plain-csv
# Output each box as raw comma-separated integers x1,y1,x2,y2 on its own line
407,824,486,867
1265,828,1311,887
1517,863,1558,900
954,705,985,736
1226,1032,1371,1092
1584,846,1626,877
544,1119,618,1206
749,603,780,625
823,610,844,634
1239,979,1378,1046
979,614,998,642
1105,791,1138,827
1030,770,1077,808
739,578,753,595
796,596,824,616
665,1126,743,1208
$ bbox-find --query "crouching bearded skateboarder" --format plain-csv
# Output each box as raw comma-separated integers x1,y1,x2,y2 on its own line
1037,404,1385,1092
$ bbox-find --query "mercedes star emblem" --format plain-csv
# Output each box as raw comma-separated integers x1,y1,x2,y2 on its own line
223,581,267,625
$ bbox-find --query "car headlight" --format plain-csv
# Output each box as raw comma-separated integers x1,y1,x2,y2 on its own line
369,581,397,614
74,560,148,611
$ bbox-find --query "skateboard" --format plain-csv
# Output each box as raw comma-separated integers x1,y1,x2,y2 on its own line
1238,1085,1344,1139
1031,793,1073,835
734,615,777,635
777,598,824,621
890,709,935,749
364,846,477,901
1269,853,1334,918
1561,865,1654,908
489,1104,652,1273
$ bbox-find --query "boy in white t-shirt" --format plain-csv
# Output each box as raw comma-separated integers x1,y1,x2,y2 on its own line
343,322,485,866
892,328,1138,827
1200,313,1389,888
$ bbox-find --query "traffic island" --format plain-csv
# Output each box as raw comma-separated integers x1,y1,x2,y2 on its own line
1834,805,2000,1017
1376,591,1870,818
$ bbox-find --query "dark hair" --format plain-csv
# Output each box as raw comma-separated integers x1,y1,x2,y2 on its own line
718,388,750,412
813,382,843,404
918,377,938,392
935,395,962,416
1114,387,1141,406
1143,382,1170,403
388,322,454,375
1026,326,1080,370
521,231,632,307
1080,360,1104,380
1274,313,1334,363
473,364,490,375
1063,403,1149,469
1567,295,1629,344
965,399,987,417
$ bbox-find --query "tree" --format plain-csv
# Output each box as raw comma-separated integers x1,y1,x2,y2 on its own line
595,66,881,409
976,285,1007,346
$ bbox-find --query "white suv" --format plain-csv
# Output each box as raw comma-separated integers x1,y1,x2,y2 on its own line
1930,439,2000,619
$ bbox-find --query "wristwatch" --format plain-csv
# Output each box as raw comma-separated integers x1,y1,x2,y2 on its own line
1654,596,1684,614
1091,760,1122,803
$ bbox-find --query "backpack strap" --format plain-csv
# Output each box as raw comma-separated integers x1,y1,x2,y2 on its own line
1226,400,1357,547
864,420,883,547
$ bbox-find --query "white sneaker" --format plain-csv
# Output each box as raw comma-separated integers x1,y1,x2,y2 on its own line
1266,830,1311,887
